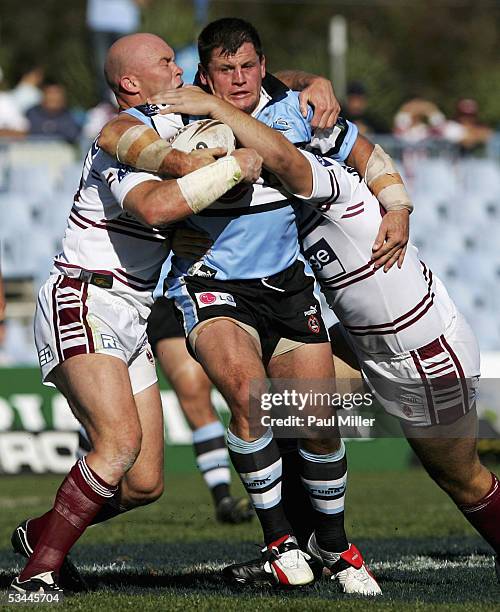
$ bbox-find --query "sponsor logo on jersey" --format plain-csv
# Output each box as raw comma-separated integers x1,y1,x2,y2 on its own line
188,262,217,278
304,305,318,316
246,476,271,487
314,154,334,167
308,315,321,334
309,485,345,496
117,163,134,181
272,118,291,131
303,238,345,276
101,334,121,350
195,291,236,308
136,102,162,117
400,393,423,405
400,393,423,418
38,345,54,367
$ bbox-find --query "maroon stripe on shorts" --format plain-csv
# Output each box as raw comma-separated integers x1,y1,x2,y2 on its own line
81,282,95,353
416,337,444,360
51,276,64,362
439,334,469,417
410,350,437,426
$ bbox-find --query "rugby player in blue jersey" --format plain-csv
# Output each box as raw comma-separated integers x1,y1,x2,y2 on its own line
96,21,412,593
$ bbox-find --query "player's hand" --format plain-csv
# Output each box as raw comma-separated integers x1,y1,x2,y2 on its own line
149,86,218,117
231,148,263,183
183,147,227,174
371,210,409,272
171,228,213,259
299,77,341,129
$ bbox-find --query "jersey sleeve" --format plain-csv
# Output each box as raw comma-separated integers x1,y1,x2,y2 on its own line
293,150,355,208
307,116,358,162
100,153,161,209
124,106,185,140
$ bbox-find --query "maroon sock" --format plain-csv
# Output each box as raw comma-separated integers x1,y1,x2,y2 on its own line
458,472,500,555
27,497,126,548
20,458,117,581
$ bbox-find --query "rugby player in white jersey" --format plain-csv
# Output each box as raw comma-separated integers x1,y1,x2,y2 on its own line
219,156,500,586
10,33,262,595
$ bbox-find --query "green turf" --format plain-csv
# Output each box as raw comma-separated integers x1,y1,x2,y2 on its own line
1,468,499,610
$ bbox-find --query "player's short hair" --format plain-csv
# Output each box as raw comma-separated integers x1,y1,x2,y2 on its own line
198,18,263,68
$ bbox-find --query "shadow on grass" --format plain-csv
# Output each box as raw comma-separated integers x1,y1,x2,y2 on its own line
0,536,497,604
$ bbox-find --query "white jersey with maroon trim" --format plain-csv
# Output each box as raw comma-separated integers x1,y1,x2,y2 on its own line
52,139,168,318
296,152,457,356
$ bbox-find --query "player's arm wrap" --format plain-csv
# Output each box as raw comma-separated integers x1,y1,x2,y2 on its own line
176,155,242,214
365,144,413,213
116,124,173,173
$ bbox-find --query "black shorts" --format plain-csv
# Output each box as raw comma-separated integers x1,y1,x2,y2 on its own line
174,259,329,364
147,296,184,356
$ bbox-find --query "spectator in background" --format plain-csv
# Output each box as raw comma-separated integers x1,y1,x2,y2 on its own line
26,81,81,144
393,98,448,143
343,81,388,135
10,63,44,113
86,0,150,101
452,98,493,154
0,67,29,138
82,94,117,142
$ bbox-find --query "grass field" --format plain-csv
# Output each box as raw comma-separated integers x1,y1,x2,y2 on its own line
0,467,499,610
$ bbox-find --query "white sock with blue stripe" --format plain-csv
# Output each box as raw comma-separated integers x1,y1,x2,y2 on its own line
193,420,231,505
299,440,348,552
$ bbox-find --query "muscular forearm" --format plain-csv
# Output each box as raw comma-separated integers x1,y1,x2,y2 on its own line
274,70,317,91
348,135,413,214
208,99,312,195
99,116,195,177
345,134,375,177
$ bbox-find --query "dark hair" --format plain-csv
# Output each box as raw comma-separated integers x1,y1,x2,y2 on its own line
198,18,263,68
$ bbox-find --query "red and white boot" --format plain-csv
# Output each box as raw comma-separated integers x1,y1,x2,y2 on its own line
307,532,381,595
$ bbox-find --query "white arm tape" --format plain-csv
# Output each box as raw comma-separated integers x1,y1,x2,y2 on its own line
117,124,173,173
177,156,242,214
365,144,413,213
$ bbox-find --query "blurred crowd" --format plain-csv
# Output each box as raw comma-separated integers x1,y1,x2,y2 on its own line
344,81,494,154
0,68,495,154
0,64,117,146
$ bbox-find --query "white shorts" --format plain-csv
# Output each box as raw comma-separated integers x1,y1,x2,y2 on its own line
34,275,157,395
348,311,481,427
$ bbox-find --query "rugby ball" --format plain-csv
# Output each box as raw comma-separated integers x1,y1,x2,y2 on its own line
169,119,236,154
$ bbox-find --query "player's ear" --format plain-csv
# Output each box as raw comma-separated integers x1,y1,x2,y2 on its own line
120,75,139,95
198,64,214,93
260,55,266,79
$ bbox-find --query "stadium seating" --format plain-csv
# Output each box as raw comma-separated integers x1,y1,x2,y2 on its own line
1,138,500,363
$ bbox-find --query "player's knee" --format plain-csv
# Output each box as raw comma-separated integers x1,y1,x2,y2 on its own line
104,430,143,476
123,476,164,507
176,367,212,405
431,460,484,502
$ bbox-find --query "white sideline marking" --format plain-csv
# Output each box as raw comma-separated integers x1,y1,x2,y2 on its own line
370,554,493,571
0,556,493,576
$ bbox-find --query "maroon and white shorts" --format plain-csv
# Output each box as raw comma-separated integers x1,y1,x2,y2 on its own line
351,311,481,427
34,275,157,395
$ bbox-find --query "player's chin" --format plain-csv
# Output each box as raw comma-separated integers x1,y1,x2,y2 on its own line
230,96,257,114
